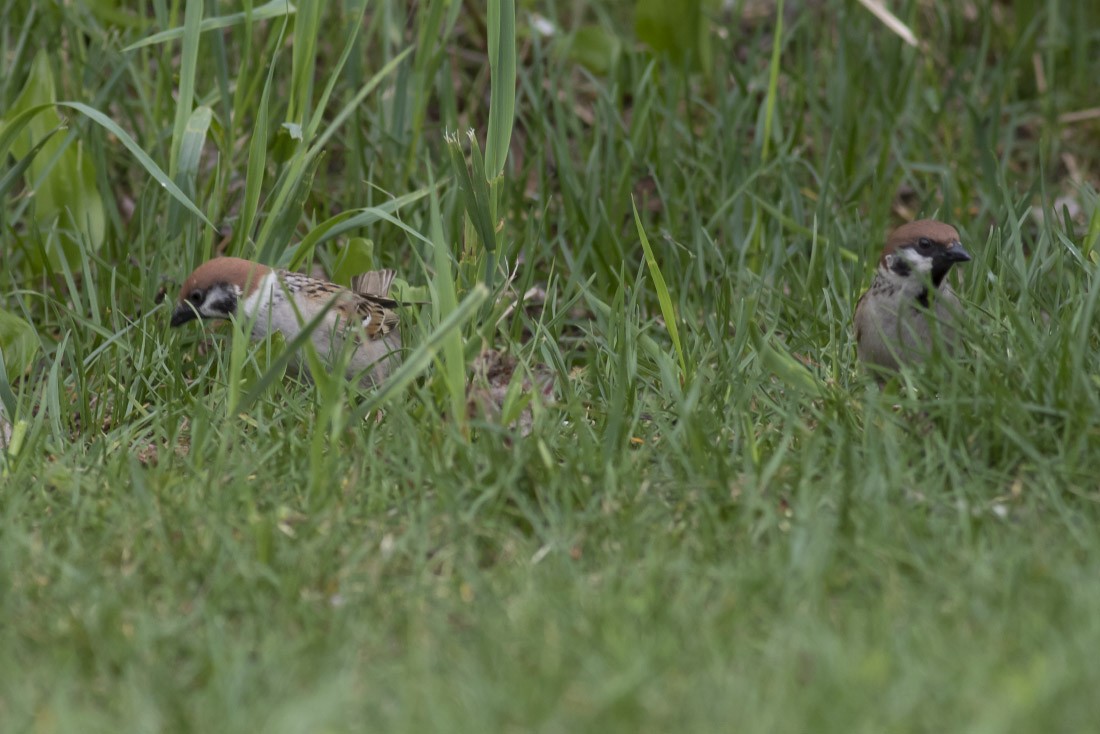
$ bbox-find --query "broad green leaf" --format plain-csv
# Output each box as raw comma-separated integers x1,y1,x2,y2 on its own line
634,0,713,72
2,51,106,273
1,102,211,231
331,238,376,287
0,308,40,381
560,25,623,75
58,101,214,228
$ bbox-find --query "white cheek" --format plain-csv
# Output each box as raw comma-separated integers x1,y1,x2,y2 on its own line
198,284,242,317
899,248,933,273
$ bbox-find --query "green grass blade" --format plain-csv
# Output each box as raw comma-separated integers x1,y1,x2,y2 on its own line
168,104,212,234
485,0,516,179
238,298,338,411
122,0,297,51
445,131,497,254
55,101,214,228
168,0,202,178
306,46,413,155
428,167,468,430
287,0,322,126
347,284,489,424
760,0,784,162
633,197,687,380
303,0,368,142
0,126,61,198
285,184,437,270
235,22,285,256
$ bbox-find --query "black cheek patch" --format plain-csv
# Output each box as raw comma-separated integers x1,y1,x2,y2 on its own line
209,292,238,316
889,257,911,277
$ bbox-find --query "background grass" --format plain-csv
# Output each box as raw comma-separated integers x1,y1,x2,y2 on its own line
2,0,1100,731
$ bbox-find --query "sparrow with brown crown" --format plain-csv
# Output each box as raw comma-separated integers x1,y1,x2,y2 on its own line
853,219,972,374
171,257,402,385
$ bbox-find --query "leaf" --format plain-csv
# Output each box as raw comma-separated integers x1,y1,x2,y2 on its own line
634,0,713,72
169,0,204,179
0,308,40,381
0,126,62,199
428,167,468,430
347,285,489,425
752,328,827,401
168,104,213,233
284,183,436,270
485,0,516,179
560,25,623,75
57,101,213,228
2,51,106,273
253,47,413,262
331,238,376,287
122,0,297,51
445,131,497,253
236,24,283,255
633,198,688,380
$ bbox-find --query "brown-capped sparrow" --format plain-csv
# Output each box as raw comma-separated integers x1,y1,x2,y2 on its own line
853,219,971,373
171,257,401,385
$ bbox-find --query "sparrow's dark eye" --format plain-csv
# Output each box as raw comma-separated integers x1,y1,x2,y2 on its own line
187,289,205,305
917,237,933,253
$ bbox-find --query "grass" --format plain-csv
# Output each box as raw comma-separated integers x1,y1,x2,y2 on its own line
2,0,1100,731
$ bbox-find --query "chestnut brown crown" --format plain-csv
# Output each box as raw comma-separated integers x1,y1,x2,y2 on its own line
881,219,966,262
171,257,271,327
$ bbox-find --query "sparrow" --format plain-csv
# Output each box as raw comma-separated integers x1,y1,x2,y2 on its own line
853,219,972,373
170,257,402,385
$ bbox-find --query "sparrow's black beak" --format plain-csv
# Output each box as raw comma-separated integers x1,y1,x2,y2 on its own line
943,243,971,263
171,303,198,327
930,243,971,288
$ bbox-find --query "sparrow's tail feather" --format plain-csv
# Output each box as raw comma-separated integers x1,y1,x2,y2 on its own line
352,269,396,297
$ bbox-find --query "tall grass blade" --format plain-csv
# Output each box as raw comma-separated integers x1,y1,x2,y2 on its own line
55,101,214,228
428,167,468,430
348,284,489,424
485,0,516,179
169,0,202,178
122,0,297,51
633,198,688,380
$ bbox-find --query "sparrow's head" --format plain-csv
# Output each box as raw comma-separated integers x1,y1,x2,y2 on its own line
171,257,270,327
881,219,971,287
